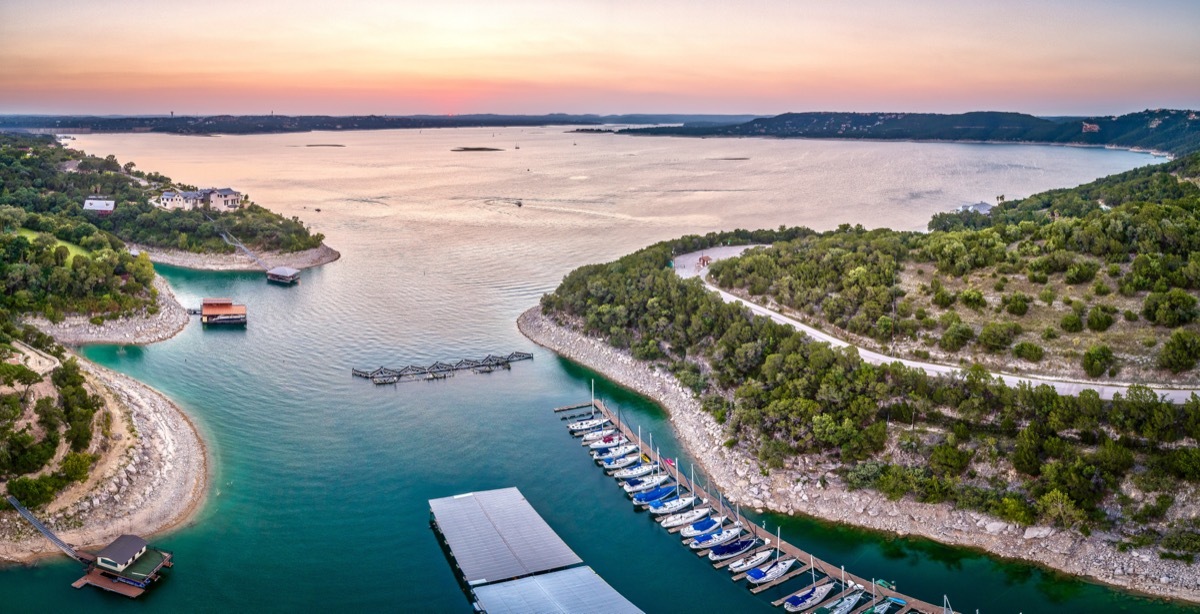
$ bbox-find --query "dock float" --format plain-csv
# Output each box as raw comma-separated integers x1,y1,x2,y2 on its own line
429,487,641,614
353,352,532,385
561,400,958,614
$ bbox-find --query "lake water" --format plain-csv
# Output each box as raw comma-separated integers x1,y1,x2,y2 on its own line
2,128,1192,612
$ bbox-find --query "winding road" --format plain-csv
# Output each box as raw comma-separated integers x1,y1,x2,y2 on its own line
674,246,1199,403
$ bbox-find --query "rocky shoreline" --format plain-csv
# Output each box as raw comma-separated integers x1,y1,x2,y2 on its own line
23,275,190,346
517,306,1200,605
131,242,340,272
0,360,208,565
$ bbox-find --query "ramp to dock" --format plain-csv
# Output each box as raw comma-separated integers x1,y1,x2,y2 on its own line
5,495,81,561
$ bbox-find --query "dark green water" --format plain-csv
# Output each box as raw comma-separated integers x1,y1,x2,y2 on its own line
2,133,1194,612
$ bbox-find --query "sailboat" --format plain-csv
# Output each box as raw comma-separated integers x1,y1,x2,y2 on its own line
659,506,711,529
580,428,616,443
611,461,657,480
727,548,772,574
586,434,626,449
816,589,864,614
602,454,640,470
689,525,742,549
623,473,670,494
872,597,906,613
680,515,725,538
632,484,677,505
567,416,609,432
746,526,795,585
783,583,837,612
649,495,696,515
708,537,757,561
592,444,637,461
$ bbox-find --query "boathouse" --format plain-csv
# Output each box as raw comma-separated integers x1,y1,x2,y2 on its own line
266,266,301,284
95,535,147,573
200,298,247,325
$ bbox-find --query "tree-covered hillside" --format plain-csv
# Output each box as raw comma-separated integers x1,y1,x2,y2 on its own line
623,109,1200,157
538,154,1200,559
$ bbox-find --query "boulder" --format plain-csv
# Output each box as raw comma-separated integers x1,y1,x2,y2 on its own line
1023,526,1055,540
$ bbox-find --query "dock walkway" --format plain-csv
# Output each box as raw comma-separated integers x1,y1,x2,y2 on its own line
564,400,956,614
353,352,532,384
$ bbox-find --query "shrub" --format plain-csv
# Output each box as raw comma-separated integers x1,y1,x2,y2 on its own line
1086,305,1115,332
1005,292,1031,316
1082,344,1115,377
933,288,956,308
1123,309,1138,322
960,288,986,310
1143,289,1198,327
1013,342,1045,362
939,323,975,352
1107,264,1122,278
1065,261,1099,284
1158,330,1200,373
1092,281,1112,296
929,443,973,476
1039,286,1056,305
1060,312,1083,333
1041,327,1060,340
979,322,1022,352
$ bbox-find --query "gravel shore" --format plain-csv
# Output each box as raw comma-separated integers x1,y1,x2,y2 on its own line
517,306,1200,604
0,360,208,565
131,242,341,272
23,276,190,346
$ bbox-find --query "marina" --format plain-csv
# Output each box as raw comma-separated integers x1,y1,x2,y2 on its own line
559,400,957,614
352,352,533,384
197,298,248,326
428,487,641,613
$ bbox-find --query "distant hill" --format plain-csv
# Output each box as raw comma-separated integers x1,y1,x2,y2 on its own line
621,109,1200,156
0,113,763,136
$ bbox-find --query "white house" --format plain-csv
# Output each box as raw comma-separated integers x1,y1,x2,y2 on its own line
95,534,147,573
156,188,242,210
83,197,116,216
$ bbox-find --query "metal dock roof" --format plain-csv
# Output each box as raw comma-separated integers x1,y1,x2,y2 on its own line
472,566,642,614
429,487,582,586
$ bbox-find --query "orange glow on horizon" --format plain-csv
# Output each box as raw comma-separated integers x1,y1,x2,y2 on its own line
1,0,1197,115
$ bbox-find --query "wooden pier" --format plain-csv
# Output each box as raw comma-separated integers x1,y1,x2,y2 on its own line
352,352,533,385
567,400,956,614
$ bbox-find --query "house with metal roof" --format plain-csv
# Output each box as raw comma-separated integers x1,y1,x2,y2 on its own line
83,197,115,216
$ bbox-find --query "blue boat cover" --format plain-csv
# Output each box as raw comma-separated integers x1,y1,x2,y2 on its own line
710,538,753,555
746,568,766,580
690,517,716,531
632,485,676,503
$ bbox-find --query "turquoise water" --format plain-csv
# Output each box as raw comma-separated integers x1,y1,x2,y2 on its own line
2,131,1193,612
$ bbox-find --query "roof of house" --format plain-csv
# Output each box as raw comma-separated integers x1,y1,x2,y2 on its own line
267,266,301,276
96,534,147,564
202,303,247,316
83,199,115,211
210,188,239,196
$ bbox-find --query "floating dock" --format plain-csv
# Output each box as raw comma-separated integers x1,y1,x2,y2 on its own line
560,401,957,614
353,352,532,384
429,487,641,614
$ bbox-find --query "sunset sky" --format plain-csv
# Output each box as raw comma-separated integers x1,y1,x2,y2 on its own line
2,0,1197,116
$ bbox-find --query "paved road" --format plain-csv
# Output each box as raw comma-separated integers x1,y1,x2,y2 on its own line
674,247,1199,403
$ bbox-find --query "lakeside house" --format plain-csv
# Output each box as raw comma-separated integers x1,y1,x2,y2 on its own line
957,201,994,215
156,187,243,210
82,196,115,216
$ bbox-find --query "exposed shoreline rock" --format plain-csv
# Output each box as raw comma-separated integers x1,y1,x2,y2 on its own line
130,242,341,272
0,359,208,565
517,306,1200,605
22,275,190,347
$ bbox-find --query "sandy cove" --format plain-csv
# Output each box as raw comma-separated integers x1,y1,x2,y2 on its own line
131,242,340,272
0,360,208,565
517,306,1200,605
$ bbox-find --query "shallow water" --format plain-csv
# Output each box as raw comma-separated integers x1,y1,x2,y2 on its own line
1,129,1192,612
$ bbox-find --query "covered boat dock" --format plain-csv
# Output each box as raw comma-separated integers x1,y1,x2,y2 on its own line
429,487,641,613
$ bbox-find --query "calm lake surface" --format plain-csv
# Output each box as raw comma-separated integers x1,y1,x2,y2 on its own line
3,129,1192,612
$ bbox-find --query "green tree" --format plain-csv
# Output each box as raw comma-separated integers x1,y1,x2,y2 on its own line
1082,344,1115,377
1158,330,1200,373
1036,489,1085,528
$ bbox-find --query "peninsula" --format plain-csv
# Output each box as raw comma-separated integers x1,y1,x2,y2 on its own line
522,151,1200,603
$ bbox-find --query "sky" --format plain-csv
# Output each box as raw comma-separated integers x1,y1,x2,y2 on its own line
1,0,1198,116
